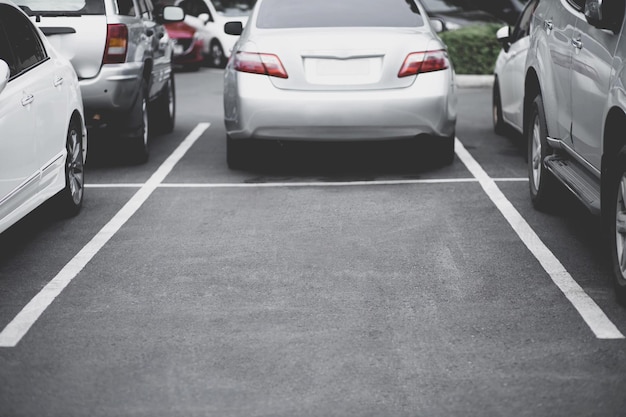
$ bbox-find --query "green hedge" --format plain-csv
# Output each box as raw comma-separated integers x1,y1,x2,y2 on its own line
439,24,503,75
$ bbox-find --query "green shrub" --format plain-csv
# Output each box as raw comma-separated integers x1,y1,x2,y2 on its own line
439,24,503,75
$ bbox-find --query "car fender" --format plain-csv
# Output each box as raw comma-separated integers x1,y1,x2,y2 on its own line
525,23,558,138
603,44,626,158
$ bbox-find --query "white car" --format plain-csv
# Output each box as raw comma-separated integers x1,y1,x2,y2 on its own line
223,0,457,168
176,0,251,67
0,0,87,234
492,0,538,135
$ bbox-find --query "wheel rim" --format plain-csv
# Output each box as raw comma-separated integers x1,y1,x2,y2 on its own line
211,44,223,66
167,77,175,119
615,174,626,278
493,89,499,126
493,101,499,126
67,127,84,205
531,115,542,191
141,95,149,147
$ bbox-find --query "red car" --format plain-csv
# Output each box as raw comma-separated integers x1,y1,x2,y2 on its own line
165,21,204,70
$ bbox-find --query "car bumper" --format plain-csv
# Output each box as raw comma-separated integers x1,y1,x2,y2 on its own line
224,70,457,141
79,62,143,118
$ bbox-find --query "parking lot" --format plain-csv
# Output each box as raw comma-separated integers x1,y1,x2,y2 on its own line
1,68,626,416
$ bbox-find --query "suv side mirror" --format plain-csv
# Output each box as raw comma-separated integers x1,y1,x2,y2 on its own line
157,6,185,23
0,60,9,95
496,25,511,52
224,21,243,36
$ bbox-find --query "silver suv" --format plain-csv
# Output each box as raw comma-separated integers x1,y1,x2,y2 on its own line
524,0,626,302
14,0,184,161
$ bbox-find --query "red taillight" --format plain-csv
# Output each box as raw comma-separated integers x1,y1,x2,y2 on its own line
233,52,288,79
398,50,449,78
103,24,128,64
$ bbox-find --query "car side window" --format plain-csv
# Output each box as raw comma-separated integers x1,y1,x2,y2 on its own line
117,0,136,15
512,0,538,42
0,5,47,78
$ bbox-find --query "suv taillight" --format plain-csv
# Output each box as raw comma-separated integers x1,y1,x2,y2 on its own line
398,50,449,78
233,52,288,79
103,24,128,64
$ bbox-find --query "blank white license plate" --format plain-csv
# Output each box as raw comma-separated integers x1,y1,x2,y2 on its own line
316,58,371,76
305,57,382,85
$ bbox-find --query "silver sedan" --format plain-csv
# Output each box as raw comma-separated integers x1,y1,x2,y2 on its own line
223,0,457,168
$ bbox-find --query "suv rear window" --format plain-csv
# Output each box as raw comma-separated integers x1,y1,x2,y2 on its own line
14,0,105,15
256,0,425,29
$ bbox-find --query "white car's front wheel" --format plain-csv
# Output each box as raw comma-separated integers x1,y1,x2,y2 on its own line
608,148,626,305
54,119,84,216
492,79,506,135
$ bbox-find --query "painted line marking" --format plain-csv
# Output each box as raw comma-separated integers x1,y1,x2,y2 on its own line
455,138,624,340
0,123,210,348
84,177,528,189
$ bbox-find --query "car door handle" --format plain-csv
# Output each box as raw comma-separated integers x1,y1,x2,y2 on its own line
21,93,34,106
53,76,63,87
572,38,583,49
544,19,553,32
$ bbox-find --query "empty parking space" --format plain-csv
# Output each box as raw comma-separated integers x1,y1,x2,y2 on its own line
4,179,625,415
1,71,625,416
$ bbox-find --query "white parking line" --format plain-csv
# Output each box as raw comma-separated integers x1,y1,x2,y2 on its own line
455,138,624,340
0,123,210,348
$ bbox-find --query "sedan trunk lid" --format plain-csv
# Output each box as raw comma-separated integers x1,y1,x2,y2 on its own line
242,27,440,91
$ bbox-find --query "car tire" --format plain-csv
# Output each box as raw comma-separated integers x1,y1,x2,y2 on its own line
493,80,506,135
150,71,176,134
607,147,626,305
527,95,558,210
209,41,226,68
54,119,84,217
439,134,455,165
226,135,248,169
130,80,150,163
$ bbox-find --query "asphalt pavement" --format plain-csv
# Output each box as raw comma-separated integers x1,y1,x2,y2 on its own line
0,68,625,417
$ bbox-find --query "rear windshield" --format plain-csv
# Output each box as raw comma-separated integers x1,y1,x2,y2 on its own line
213,0,253,17
14,0,105,15
256,0,425,29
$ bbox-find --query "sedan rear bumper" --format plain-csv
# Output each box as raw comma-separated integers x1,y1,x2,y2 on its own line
224,70,457,141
